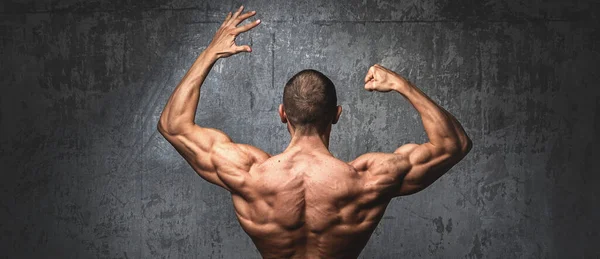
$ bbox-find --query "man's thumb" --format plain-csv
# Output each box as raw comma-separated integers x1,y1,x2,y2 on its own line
365,81,375,91
235,45,252,53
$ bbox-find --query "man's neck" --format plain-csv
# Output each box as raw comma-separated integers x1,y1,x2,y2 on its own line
285,133,331,154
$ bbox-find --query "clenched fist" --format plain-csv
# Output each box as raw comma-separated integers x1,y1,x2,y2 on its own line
364,64,412,93
207,6,261,59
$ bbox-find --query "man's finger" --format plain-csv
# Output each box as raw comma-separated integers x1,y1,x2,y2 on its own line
233,11,257,26
234,19,261,34
231,5,244,20
234,45,252,53
221,12,232,26
365,81,374,91
364,66,376,83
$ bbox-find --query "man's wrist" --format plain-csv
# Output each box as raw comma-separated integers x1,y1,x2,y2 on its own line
392,80,413,94
202,46,220,62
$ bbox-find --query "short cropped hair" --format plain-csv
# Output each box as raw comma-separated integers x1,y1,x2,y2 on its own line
283,69,337,132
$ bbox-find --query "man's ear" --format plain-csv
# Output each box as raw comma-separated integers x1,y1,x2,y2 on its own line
278,104,288,123
332,105,342,124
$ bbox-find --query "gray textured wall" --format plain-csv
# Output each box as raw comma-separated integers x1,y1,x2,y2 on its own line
1,0,599,258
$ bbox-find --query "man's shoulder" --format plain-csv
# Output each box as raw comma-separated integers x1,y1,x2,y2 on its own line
235,143,272,165
347,152,411,174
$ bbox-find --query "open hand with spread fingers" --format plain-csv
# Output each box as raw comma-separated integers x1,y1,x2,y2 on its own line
207,5,261,59
364,64,412,93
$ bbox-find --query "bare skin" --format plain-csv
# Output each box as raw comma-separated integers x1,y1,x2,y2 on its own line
158,6,472,259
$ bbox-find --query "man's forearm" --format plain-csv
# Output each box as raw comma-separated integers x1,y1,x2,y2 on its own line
395,83,471,153
158,49,218,135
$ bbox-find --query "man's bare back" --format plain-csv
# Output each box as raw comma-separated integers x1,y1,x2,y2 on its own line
157,6,472,258
233,147,386,258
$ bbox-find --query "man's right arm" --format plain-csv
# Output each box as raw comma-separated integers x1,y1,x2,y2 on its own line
352,64,472,197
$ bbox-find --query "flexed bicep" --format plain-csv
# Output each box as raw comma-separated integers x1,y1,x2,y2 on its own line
357,64,472,197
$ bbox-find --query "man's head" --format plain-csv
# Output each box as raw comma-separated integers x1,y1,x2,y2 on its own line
278,69,342,135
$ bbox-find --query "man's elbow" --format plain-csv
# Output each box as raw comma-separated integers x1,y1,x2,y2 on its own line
157,121,168,135
157,119,173,137
157,118,190,136
454,137,473,158
462,138,473,154
445,136,472,158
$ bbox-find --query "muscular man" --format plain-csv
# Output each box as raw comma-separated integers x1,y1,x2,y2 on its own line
158,6,472,258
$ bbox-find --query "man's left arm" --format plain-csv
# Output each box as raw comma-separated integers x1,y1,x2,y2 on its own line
157,6,269,193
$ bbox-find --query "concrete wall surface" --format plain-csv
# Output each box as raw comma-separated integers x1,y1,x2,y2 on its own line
1,0,599,258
